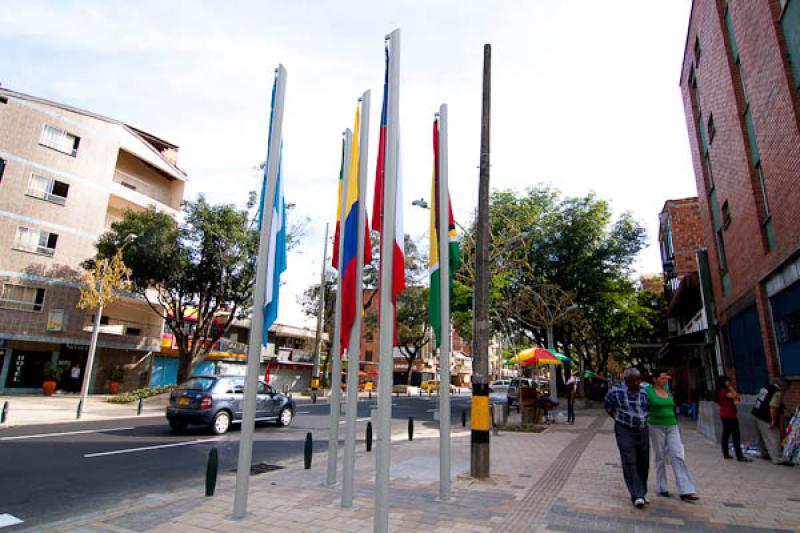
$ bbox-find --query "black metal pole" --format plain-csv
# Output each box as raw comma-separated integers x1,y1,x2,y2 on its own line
408,417,414,441
304,432,313,469
366,421,373,452
206,447,218,496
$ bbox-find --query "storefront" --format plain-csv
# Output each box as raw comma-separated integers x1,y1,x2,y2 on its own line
768,278,800,377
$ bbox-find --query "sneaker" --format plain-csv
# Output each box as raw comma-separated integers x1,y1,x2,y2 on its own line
680,494,700,502
633,498,646,509
776,461,794,467
723,455,733,460
643,496,650,505
657,491,671,497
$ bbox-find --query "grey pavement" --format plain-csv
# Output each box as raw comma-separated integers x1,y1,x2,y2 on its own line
4,399,799,532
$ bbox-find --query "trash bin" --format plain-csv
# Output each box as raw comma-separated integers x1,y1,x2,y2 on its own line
492,402,507,427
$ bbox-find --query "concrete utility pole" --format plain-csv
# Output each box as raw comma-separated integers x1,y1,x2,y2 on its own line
312,222,329,399
471,43,491,479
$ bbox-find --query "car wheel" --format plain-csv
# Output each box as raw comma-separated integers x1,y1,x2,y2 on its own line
276,406,293,427
211,411,231,435
169,419,187,432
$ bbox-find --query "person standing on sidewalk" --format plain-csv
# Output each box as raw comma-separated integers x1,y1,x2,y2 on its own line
752,378,793,466
646,370,699,502
716,375,750,462
604,367,650,509
566,373,577,424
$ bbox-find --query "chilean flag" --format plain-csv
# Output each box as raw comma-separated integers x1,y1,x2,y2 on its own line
371,44,406,339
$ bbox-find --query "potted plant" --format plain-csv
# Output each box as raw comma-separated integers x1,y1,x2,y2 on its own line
42,362,64,396
109,366,126,395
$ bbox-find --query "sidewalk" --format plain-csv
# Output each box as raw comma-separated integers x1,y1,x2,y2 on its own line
0,394,168,426
30,408,800,532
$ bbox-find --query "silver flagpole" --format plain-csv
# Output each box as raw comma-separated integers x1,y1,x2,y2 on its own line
375,28,400,533
327,129,352,487
437,104,451,502
233,64,287,519
342,90,371,508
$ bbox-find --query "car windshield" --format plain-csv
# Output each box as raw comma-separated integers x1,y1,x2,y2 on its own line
178,377,216,392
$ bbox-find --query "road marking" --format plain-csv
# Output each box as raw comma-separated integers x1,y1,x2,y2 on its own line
338,417,370,424
84,438,220,458
0,513,23,528
0,427,135,441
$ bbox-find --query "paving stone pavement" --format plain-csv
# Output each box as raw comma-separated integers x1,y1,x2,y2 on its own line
34,409,800,532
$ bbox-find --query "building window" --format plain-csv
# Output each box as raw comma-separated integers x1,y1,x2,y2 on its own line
722,200,731,229
39,124,80,157
13,226,58,256
780,0,800,88
707,113,715,144
365,350,373,362
0,284,45,312
27,174,70,205
694,35,702,66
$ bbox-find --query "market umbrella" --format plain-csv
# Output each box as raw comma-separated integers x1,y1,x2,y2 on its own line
546,349,574,364
517,347,562,367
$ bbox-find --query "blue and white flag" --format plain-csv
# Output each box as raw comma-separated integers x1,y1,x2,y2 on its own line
257,76,287,346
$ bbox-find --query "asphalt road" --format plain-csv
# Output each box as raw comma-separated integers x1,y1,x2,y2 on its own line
0,392,473,530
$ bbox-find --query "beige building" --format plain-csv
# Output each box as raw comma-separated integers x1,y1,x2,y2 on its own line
0,87,186,394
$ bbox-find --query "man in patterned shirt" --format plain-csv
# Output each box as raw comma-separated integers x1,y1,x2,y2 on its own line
604,367,650,508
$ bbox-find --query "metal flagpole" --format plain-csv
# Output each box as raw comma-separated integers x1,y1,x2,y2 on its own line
437,104,451,502
233,64,287,519
327,129,352,486
312,223,329,401
375,28,400,533
342,91,371,508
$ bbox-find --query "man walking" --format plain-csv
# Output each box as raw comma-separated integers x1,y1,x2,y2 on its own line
605,367,650,508
752,378,792,466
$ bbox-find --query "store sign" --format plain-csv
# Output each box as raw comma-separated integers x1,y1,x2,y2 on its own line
47,309,65,332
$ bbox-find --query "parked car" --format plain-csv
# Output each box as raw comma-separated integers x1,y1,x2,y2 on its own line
506,378,536,407
166,375,295,434
489,383,510,404
420,379,457,394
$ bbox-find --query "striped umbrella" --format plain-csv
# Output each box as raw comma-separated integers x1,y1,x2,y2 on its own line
517,347,562,367
546,349,574,364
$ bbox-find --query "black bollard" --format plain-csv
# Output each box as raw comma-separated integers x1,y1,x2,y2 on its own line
205,447,218,496
408,417,414,441
76,399,82,420
137,397,143,416
366,421,373,452
312,392,317,404
1,401,7,424
369,389,372,400
304,432,313,469
461,408,467,428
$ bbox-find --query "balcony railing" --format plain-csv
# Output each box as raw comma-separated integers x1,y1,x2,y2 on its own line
13,243,56,257
26,189,67,206
112,169,173,206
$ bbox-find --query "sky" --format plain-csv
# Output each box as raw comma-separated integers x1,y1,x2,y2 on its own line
1,0,697,328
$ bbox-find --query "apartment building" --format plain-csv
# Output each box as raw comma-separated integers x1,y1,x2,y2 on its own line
0,87,186,394
680,0,800,408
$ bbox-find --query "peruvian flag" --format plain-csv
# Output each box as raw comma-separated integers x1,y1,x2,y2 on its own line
372,44,406,338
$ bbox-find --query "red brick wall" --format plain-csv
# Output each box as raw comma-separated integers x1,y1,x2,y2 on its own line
665,198,704,275
681,0,800,410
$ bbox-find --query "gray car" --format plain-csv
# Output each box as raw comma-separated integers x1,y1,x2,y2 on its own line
166,375,295,434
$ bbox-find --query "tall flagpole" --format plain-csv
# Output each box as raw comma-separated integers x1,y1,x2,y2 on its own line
342,91,371,508
375,28,400,533
233,64,287,519
437,104,451,502
327,129,352,487
312,222,329,399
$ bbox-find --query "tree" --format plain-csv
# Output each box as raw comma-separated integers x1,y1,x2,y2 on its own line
299,270,336,386
90,194,305,384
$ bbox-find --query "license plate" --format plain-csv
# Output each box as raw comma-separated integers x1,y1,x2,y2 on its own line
178,397,189,407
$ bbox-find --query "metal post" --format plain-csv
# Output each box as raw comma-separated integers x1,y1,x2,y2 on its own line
312,223,329,396
327,129,352,487
547,325,557,403
206,447,219,496
342,91,370,508
437,103,452,501
78,302,103,419
375,28,401,533
471,43,491,479
232,64,287,519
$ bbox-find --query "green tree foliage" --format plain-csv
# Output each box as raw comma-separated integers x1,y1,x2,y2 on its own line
457,186,652,375
91,194,304,384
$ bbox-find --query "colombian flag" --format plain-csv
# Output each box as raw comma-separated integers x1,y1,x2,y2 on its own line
340,105,372,349
429,118,461,347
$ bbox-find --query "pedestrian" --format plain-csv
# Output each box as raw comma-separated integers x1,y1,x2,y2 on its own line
646,369,699,502
716,375,750,462
69,362,82,393
566,373,577,424
751,378,793,466
604,367,650,509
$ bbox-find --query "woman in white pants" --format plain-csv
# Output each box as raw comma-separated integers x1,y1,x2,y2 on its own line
646,370,699,502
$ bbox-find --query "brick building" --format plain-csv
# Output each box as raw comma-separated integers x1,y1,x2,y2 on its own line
658,198,720,404
680,0,800,410
0,87,186,394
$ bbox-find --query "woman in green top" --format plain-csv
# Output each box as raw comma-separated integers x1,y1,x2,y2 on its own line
646,370,699,502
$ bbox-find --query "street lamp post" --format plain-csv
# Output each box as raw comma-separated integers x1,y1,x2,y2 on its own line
77,234,136,419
